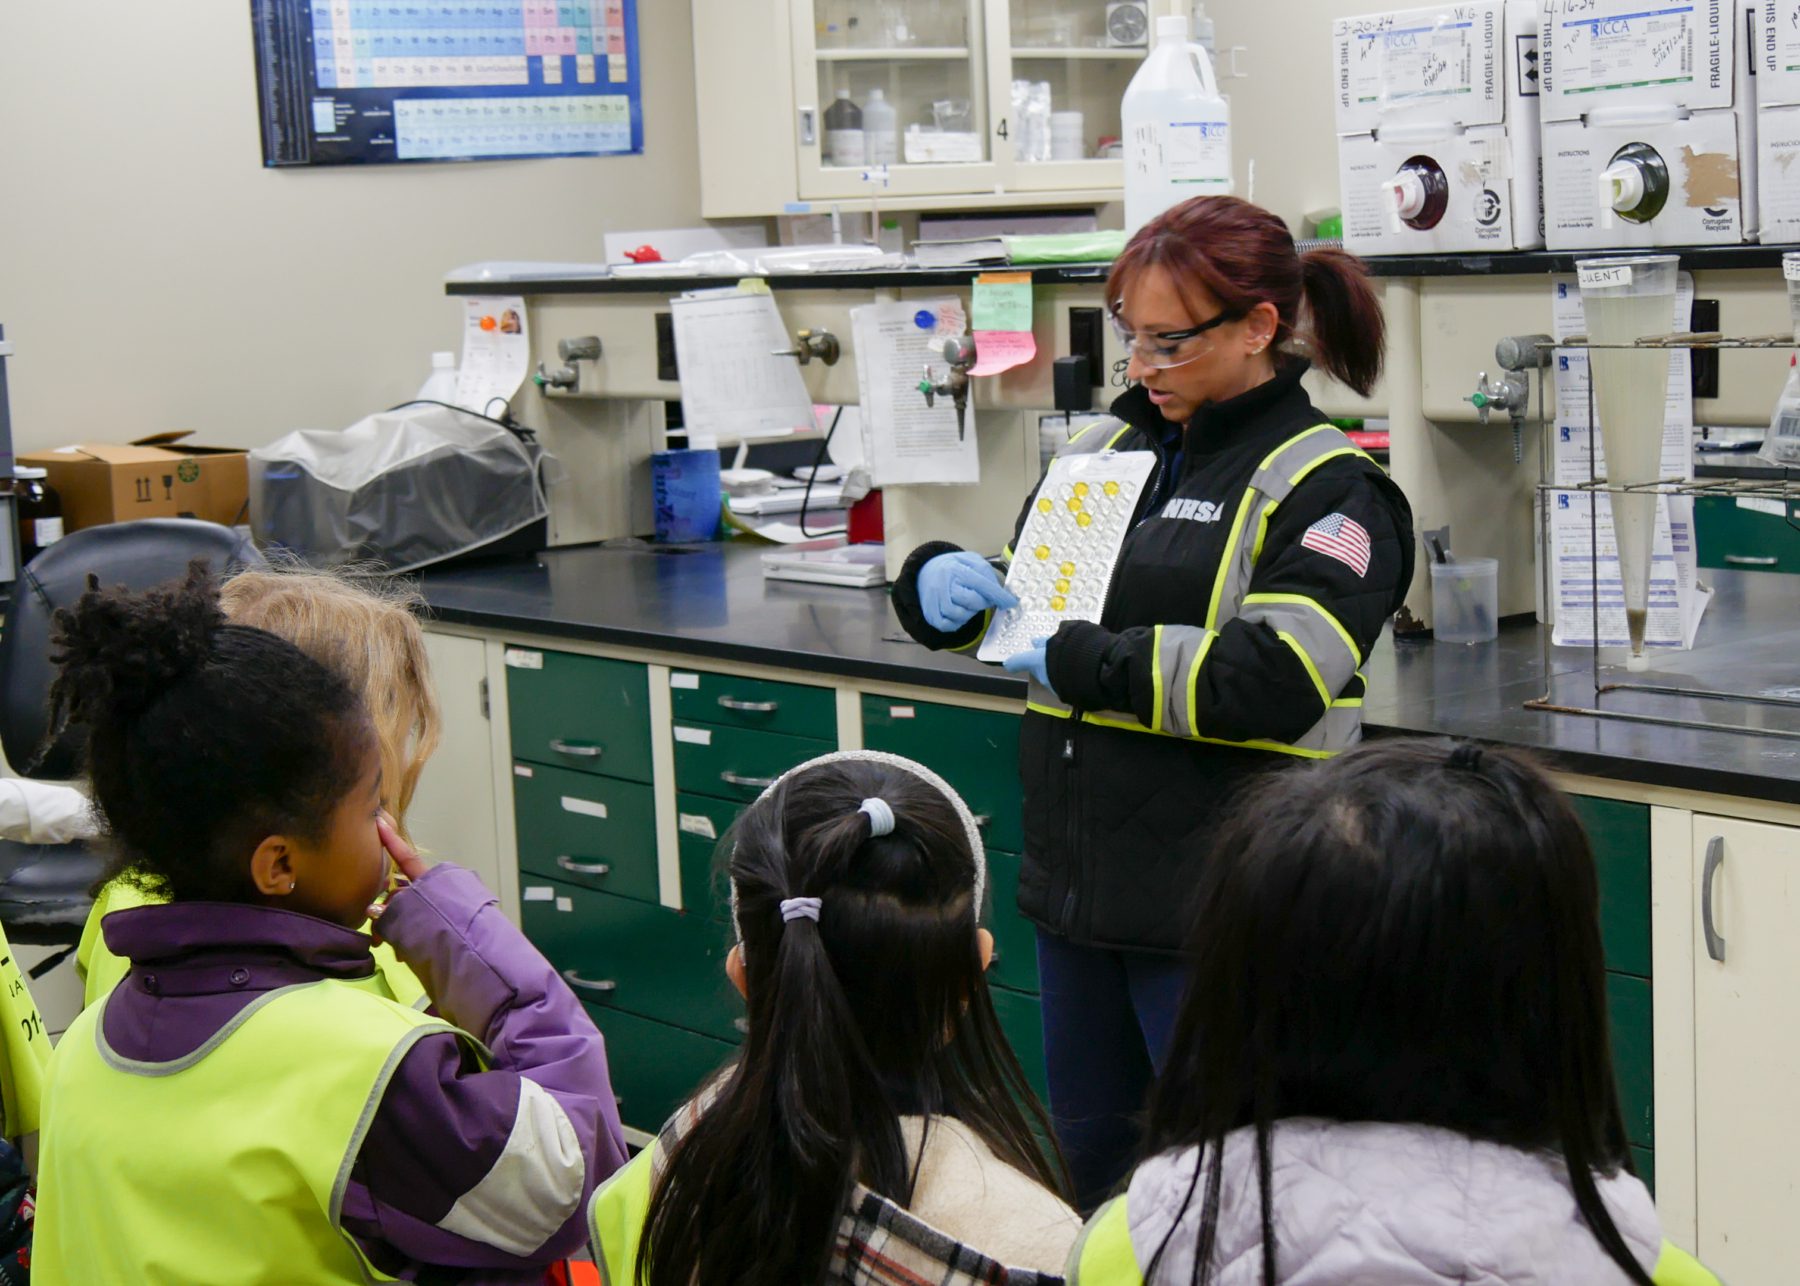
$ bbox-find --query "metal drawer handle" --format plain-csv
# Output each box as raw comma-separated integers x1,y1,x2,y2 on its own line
1702,835,1727,964
549,739,603,758
555,856,611,877
717,696,779,713
562,969,619,995
1723,554,1779,566
721,771,778,790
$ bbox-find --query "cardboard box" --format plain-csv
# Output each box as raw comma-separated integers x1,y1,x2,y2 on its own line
1333,1,1545,254
18,432,249,533
1540,0,1756,249
1757,2,1800,239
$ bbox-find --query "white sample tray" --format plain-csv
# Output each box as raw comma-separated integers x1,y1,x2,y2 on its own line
978,450,1156,663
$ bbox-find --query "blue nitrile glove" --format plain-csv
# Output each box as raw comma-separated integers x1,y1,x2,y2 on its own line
1002,637,1053,691
917,551,1018,633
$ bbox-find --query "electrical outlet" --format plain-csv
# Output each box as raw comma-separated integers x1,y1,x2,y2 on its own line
1068,306,1105,387
655,312,678,383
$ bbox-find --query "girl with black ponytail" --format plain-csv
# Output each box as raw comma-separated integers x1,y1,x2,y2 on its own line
589,751,1076,1285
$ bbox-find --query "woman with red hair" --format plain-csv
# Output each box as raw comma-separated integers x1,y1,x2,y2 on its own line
892,196,1416,1210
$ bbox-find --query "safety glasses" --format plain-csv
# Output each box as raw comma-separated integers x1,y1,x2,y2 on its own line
1108,306,1243,370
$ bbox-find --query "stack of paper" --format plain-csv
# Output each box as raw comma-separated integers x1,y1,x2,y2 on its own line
912,238,1009,269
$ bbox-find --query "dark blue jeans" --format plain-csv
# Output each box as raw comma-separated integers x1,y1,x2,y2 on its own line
1036,929,1190,1214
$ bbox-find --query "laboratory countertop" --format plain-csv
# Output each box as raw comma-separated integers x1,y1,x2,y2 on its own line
416,543,1800,808
443,243,1800,298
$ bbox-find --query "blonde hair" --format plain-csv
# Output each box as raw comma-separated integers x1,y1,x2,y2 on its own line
220,567,441,836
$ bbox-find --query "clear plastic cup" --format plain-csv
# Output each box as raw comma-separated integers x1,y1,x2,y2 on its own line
1430,558,1499,644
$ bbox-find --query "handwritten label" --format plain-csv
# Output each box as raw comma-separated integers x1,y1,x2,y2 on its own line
679,813,718,839
969,330,1038,377
523,886,555,902
1576,264,1633,289
889,705,916,719
504,648,544,669
1785,257,1800,284
971,272,1034,333
556,896,574,913
670,672,701,690
561,796,609,819
513,764,535,778
673,725,713,745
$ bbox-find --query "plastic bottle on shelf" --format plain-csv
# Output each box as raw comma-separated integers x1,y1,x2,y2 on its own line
1122,15,1232,236
862,87,898,165
1189,3,1215,54
416,351,459,403
823,89,866,167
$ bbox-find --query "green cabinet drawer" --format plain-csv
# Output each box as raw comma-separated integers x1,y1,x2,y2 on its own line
991,986,1049,1101
677,792,744,919
1632,1147,1655,1198
670,670,836,741
1695,495,1800,575
587,1004,734,1137
1573,796,1651,980
505,646,653,783
514,762,659,902
673,723,834,804
523,878,744,1043
861,698,1024,855
1608,972,1653,1151
986,850,1039,995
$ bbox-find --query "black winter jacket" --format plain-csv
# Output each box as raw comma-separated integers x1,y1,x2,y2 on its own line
892,362,1415,952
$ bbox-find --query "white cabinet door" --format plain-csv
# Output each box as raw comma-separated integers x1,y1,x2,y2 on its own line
411,632,501,898
1691,814,1800,1281
987,0,1137,193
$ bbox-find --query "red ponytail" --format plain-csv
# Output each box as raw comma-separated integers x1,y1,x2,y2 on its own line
1107,197,1386,397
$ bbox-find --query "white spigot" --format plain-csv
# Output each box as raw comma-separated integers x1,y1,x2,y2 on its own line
1597,161,1645,229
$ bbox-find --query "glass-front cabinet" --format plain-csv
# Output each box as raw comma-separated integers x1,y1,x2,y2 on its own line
782,0,1154,205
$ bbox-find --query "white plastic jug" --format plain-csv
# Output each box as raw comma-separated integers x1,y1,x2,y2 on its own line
1123,14,1231,237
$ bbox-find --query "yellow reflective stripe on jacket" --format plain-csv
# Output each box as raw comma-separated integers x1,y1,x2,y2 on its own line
1653,1240,1724,1286
1079,710,1341,759
1067,1195,1142,1283
1148,625,1217,740
1240,593,1363,721
588,1144,658,1286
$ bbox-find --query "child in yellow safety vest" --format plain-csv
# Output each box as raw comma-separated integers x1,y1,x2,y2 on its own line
1066,739,1722,1286
589,751,1080,1286
33,564,626,1284
76,564,443,1009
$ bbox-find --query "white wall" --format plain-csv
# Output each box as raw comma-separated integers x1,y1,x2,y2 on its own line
1212,0,1364,230
0,2,706,454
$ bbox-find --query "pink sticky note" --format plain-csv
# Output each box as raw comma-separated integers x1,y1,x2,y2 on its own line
970,330,1036,377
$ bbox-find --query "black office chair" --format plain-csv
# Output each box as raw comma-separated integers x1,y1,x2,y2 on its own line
0,519,264,948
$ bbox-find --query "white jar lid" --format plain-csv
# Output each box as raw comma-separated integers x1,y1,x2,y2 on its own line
14,466,47,480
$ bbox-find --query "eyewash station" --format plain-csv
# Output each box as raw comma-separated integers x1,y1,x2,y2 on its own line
1,0,1797,1279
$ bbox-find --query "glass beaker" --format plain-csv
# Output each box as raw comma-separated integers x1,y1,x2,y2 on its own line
1575,254,1679,669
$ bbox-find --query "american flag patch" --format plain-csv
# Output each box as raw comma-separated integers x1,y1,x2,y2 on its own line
1300,512,1372,577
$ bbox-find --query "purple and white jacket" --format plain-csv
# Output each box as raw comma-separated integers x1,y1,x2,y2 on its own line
100,864,628,1283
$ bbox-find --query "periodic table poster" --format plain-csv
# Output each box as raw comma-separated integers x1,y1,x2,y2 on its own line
250,0,643,167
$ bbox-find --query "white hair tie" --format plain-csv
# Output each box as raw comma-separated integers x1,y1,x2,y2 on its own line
859,797,896,837
778,896,821,924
